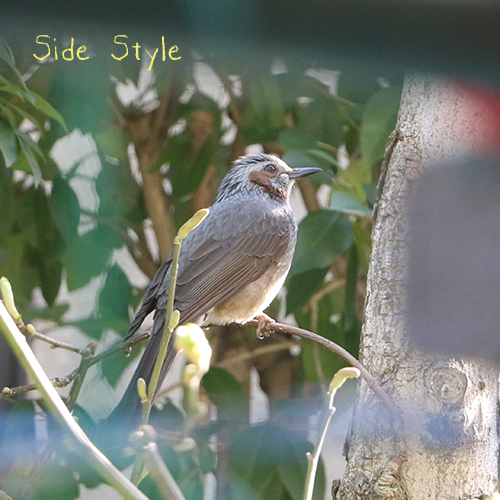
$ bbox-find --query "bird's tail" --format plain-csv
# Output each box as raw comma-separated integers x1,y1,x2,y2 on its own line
107,308,177,427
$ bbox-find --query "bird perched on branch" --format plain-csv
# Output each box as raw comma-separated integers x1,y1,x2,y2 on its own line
114,153,320,415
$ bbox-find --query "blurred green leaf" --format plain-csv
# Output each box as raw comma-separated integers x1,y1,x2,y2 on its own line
296,98,346,148
15,131,43,182
101,343,139,387
24,304,70,323
291,210,353,276
0,36,24,85
282,150,321,169
330,191,372,216
202,366,245,421
286,268,328,316
0,120,17,167
306,147,339,169
63,226,115,291
28,90,68,133
249,74,285,130
37,254,62,305
279,128,316,150
150,399,185,433
24,464,79,500
50,176,80,243
98,264,133,331
68,317,104,340
198,443,217,474
337,72,381,104
166,131,215,198
94,127,127,161
278,440,325,500
360,87,401,167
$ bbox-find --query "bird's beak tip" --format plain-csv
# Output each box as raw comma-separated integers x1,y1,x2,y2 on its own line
288,167,322,179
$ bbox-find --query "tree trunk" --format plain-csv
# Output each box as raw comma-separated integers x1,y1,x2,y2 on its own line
335,75,499,499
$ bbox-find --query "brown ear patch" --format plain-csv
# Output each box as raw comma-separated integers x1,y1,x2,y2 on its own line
249,170,272,188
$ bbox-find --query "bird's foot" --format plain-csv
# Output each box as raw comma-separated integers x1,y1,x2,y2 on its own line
256,313,275,340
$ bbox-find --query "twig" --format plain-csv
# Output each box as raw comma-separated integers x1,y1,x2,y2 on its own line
19,342,97,499
0,300,149,500
297,178,321,213
304,368,360,500
141,442,187,500
1,331,152,399
247,319,405,444
28,329,83,354
66,342,97,409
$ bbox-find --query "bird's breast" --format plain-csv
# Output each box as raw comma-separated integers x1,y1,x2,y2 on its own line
204,260,290,326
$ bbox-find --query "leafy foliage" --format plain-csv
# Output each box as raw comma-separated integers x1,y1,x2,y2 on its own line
0,38,401,500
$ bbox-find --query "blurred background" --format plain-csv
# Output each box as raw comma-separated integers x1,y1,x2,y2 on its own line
1,1,499,499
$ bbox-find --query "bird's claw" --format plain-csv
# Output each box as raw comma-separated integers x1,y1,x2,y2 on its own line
256,313,275,340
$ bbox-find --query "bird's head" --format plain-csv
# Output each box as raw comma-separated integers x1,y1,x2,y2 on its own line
216,154,321,202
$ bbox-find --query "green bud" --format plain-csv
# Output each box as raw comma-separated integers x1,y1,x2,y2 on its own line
178,209,210,241
328,367,360,408
0,277,21,323
169,309,180,330
175,323,212,374
137,378,148,401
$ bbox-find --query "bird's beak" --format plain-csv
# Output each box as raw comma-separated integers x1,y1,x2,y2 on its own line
288,167,322,179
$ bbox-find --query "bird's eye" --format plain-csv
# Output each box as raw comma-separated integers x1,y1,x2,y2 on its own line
264,163,277,173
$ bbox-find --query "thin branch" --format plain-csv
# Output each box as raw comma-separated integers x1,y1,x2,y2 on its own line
297,178,321,213
141,442,187,500
28,328,83,354
125,228,159,280
0,301,149,500
20,342,97,499
1,331,152,400
66,342,97,409
247,319,406,445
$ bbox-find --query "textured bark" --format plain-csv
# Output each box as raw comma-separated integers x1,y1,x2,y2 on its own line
335,75,499,499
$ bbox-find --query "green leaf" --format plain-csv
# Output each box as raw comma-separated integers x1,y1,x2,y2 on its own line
202,366,245,421
329,191,372,216
279,128,316,150
5,100,43,131
282,150,321,169
286,268,328,316
166,131,215,198
278,441,325,500
98,264,133,331
306,147,340,169
15,131,42,182
63,226,114,291
290,210,354,276
28,90,68,133
24,304,70,323
25,464,79,500
296,98,346,148
50,176,80,242
0,120,17,167
37,255,63,306
360,87,401,167
68,317,104,340
0,103,17,128
0,36,24,86
101,343,139,387
94,127,127,161
249,74,284,130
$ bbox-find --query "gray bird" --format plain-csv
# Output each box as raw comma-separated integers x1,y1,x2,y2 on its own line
115,153,320,414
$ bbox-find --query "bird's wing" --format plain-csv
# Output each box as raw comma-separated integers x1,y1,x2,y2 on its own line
172,228,293,323
125,256,172,338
